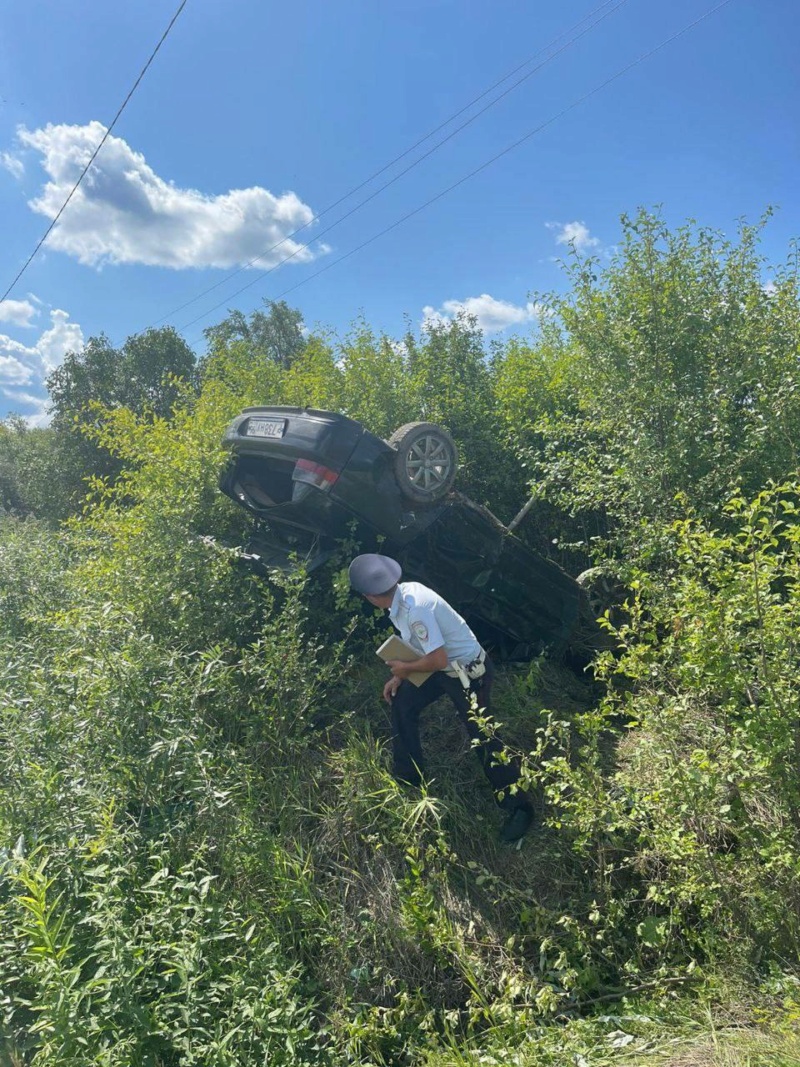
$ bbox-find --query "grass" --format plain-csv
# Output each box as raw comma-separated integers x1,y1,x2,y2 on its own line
418,996,800,1067
3,528,798,1066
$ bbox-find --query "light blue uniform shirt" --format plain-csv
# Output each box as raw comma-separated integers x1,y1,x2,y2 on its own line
388,581,482,666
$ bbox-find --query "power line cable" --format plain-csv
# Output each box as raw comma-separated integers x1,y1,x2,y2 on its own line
0,0,189,305
184,0,737,344
151,0,630,327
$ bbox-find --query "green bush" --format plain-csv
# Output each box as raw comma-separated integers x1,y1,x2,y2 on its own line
2,212,800,1063
517,482,800,980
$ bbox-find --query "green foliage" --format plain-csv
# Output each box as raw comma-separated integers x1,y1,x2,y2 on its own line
0,418,88,521
0,536,340,1062
1,840,327,1066
606,483,800,955
337,320,411,437
405,316,525,514
495,208,800,564
281,335,344,411
203,299,307,371
0,514,73,640
513,482,800,989
39,327,198,512
47,328,197,429
2,211,800,1064
0,328,201,525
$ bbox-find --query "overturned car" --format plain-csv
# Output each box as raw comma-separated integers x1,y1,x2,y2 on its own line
219,406,599,659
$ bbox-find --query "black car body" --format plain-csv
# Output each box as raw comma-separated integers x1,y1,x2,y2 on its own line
219,406,588,657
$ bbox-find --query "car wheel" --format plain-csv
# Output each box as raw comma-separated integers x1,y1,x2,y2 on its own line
387,422,459,504
576,567,626,621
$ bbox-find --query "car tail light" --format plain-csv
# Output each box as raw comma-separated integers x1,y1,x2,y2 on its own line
292,458,340,491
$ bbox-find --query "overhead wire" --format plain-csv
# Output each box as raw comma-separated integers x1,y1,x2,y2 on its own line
150,0,631,327
0,0,189,305
184,0,738,345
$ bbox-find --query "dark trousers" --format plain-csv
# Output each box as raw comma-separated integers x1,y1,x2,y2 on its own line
389,657,531,812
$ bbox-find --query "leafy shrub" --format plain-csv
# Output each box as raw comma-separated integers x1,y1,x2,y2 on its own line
494,209,800,568
519,482,800,978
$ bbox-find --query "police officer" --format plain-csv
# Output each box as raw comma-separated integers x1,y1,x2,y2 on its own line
349,553,534,843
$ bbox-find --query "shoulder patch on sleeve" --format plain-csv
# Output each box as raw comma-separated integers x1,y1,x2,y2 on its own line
411,620,429,642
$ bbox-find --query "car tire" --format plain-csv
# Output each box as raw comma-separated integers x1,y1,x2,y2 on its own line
387,422,459,504
576,567,626,621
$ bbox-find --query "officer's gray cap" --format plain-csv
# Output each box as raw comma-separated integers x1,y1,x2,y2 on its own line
349,554,402,595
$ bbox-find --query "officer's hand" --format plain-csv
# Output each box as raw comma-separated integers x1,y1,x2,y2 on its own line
386,659,411,679
383,677,400,703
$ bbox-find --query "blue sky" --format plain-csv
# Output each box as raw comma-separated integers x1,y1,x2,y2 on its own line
0,0,797,422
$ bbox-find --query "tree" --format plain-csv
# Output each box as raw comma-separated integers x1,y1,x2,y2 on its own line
203,300,306,371
47,327,197,429
495,208,800,567
43,326,197,503
0,416,87,521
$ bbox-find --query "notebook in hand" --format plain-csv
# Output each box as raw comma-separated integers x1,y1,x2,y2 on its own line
376,634,432,687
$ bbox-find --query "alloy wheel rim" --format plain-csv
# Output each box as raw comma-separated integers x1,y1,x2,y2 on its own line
404,435,453,492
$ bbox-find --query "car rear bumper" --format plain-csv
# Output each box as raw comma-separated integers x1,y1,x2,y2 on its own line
222,406,364,467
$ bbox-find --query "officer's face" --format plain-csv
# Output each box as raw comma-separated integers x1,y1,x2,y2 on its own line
364,591,392,609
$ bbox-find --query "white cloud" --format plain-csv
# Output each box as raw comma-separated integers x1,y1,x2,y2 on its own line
16,121,326,270
1,388,50,426
422,293,543,334
0,298,38,327
546,220,600,253
36,309,84,371
1,151,24,180
2,388,44,406
0,309,83,399
0,355,32,386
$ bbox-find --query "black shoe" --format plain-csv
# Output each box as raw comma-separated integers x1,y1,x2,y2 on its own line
500,806,534,843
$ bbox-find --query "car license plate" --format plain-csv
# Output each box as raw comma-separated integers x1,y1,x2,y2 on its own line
245,417,285,439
